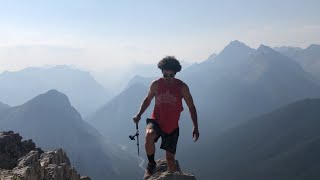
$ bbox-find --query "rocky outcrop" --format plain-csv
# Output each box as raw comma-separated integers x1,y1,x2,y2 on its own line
0,131,90,180
147,159,196,180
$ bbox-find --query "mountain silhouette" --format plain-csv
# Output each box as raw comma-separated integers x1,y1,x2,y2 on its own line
88,41,320,178
179,41,320,134
88,83,153,154
215,40,255,63
274,44,320,81
273,46,303,58
190,98,320,180
174,42,320,174
0,65,110,117
126,75,155,89
0,90,142,180
205,53,218,62
91,61,192,96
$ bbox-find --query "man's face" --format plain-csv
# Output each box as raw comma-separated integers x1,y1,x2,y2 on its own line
162,70,176,80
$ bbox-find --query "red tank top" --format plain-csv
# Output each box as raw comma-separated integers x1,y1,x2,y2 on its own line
151,78,184,134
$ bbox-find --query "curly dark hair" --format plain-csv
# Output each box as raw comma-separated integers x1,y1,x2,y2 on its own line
157,56,182,72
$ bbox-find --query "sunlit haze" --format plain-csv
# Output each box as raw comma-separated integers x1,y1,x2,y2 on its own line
1,0,319,72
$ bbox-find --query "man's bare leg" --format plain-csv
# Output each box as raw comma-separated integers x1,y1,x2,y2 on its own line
166,151,176,172
145,128,157,155
144,128,158,179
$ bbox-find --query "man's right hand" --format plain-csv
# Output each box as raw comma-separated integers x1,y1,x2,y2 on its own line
133,114,141,124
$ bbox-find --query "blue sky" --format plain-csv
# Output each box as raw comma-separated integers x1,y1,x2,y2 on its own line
0,0,319,71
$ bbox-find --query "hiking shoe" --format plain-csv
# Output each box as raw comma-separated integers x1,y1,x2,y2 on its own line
147,162,156,173
144,162,156,179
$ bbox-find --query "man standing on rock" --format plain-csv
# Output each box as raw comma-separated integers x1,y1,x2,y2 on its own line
133,56,200,178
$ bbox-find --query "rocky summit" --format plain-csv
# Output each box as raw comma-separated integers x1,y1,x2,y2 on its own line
0,131,90,180
146,159,196,180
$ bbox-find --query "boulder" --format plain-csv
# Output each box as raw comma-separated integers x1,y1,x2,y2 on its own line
0,131,90,180
146,159,196,180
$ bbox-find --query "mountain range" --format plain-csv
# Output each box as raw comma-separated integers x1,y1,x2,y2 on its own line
88,83,153,154
0,65,111,117
186,98,320,180
89,40,320,149
180,41,320,130
274,44,320,81
85,40,320,179
0,90,142,180
1,40,319,179
90,61,193,95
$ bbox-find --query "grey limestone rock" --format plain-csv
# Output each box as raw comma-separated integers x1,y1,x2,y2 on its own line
0,131,90,180
146,159,196,180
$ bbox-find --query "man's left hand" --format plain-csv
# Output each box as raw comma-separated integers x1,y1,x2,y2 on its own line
192,127,200,142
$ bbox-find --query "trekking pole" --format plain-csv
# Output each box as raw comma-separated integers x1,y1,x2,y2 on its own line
129,123,140,156
136,123,140,156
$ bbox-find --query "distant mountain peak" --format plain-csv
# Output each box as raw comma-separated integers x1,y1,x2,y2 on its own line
225,40,253,51
223,40,252,50
216,40,254,61
273,46,303,57
44,89,68,99
257,44,278,55
258,44,272,50
306,44,320,51
256,44,302,66
24,89,71,108
229,40,245,46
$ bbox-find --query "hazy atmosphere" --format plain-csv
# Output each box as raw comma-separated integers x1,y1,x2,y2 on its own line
1,0,319,72
1,1,320,180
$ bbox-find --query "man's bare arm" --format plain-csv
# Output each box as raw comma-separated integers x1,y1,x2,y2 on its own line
133,81,156,123
182,83,199,141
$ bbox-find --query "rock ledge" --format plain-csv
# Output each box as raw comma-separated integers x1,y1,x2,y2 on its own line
0,131,90,180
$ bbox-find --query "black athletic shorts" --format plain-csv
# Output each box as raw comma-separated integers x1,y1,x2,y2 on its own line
146,118,179,154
